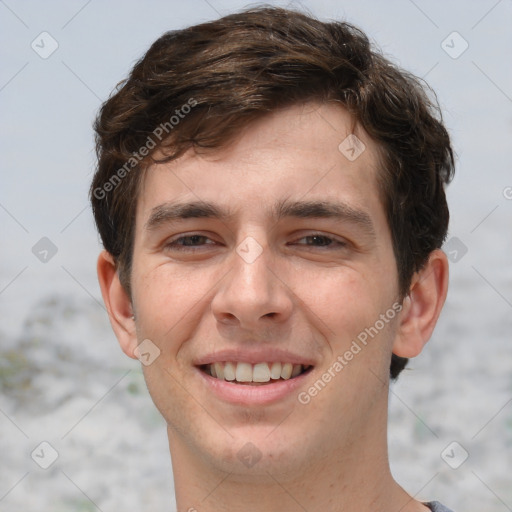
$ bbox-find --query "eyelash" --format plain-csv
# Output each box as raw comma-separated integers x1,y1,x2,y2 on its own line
165,233,347,251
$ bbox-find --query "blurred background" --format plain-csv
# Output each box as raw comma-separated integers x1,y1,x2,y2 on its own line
1,1,511,510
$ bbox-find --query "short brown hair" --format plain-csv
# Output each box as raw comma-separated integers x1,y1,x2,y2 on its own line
90,6,454,379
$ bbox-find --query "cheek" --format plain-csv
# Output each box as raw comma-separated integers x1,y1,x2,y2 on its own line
293,265,390,345
130,264,215,430
132,263,216,355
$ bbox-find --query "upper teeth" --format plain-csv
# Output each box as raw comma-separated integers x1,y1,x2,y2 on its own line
208,362,306,382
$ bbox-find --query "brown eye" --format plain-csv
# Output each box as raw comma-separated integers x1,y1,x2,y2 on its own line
165,234,216,251
294,234,346,248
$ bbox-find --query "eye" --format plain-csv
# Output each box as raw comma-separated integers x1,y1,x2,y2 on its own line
293,234,347,249
165,234,217,251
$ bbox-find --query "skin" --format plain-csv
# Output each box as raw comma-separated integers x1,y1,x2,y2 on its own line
98,102,449,512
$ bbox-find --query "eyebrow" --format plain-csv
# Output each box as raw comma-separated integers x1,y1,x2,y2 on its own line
145,201,235,231
144,199,376,238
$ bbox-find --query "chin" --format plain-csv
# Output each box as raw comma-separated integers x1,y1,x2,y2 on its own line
193,421,315,479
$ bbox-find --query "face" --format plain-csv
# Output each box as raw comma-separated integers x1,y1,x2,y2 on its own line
129,102,401,477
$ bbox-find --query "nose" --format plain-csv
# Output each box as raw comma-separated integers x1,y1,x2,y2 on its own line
210,238,293,330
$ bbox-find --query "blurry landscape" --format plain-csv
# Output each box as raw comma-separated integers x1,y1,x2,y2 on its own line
1,1,511,511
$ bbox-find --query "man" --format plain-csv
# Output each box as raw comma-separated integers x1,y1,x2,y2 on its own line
90,6,456,511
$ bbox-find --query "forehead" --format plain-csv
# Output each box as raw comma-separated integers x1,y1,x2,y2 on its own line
136,102,386,229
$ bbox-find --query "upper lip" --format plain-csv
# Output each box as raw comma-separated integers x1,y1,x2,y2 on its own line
193,347,317,367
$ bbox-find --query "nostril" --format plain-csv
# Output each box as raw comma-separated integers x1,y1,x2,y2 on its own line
217,313,238,325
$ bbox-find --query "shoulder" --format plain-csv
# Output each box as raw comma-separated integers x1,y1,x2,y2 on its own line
424,501,456,512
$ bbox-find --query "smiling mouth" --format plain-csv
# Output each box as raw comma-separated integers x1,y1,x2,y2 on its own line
199,362,313,385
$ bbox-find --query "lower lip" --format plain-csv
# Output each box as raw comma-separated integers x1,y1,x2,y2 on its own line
196,367,313,405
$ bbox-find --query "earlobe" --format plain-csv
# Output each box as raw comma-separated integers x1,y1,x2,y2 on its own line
392,249,449,358
97,250,139,359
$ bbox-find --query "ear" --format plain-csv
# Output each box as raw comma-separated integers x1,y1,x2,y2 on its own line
97,250,138,359
392,249,449,358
